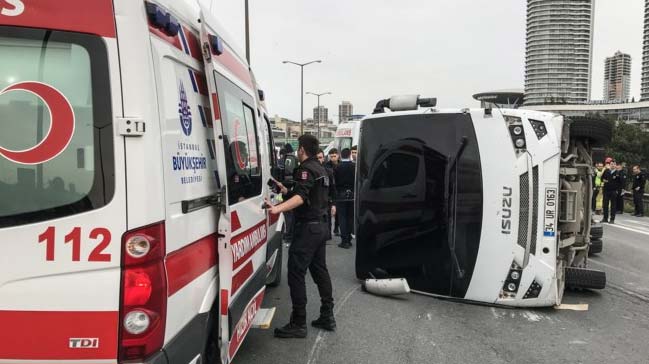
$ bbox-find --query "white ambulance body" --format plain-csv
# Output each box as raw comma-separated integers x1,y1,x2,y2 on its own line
0,1,282,363
332,121,359,152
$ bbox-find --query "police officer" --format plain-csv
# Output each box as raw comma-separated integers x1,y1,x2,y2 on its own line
334,148,356,249
266,135,336,338
280,144,298,245
632,165,646,217
326,148,340,236
592,162,604,211
602,160,622,224
318,149,337,241
616,163,627,214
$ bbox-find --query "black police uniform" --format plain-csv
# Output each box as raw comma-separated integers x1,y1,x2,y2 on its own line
632,171,646,216
602,168,622,223
616,168,627,214
323,163,336,241
275,156,335,337
334,159,356,248
325,160,340,235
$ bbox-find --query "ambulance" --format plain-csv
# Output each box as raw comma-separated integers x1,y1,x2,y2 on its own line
0,1,283,363
355,95,609,307
331,121,359,153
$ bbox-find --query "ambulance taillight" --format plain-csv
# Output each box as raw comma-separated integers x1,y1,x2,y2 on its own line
119,222,167,361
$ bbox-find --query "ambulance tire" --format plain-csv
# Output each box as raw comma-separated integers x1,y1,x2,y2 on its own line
267,245,283,287
569,116,613,147
589,239,603,255
565,267,606,290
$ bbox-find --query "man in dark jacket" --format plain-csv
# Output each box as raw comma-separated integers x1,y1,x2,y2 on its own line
632,165,646,217
616,163,627,214
334,148,355,248
602,160,622,223
326,148,340,236
318,149,336,241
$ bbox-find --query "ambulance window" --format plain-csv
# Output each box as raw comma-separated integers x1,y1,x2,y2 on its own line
264,115,277,168
215,72,262,205
0,27,113,228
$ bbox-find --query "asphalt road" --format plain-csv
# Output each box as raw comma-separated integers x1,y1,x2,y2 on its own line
235,216,649,364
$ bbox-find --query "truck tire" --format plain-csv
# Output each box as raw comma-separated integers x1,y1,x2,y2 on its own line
590,225,603,239
569,116,613,147
266,245,283,287
589,238,603,255
565,267,606,290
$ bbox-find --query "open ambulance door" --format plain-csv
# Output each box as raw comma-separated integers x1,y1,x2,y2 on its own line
200,15,273,364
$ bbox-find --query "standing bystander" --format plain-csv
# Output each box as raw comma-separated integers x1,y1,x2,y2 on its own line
334,148,356,249
632,165,646,217
602,160,622,224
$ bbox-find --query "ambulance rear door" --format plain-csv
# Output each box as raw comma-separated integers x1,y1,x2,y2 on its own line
199,15,271,364
0,3,126,362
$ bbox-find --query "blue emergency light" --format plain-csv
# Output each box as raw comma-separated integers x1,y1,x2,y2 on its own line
208,34,224,55
145,2,180,36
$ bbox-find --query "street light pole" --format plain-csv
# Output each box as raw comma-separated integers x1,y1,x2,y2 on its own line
306,91,331,139
244,0,250,64
282,60,322,135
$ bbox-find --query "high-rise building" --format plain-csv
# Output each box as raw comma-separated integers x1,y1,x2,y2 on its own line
524,0,595,106
604,51,631,102
338,101,353,122
641,0,649,100
313,105,328,125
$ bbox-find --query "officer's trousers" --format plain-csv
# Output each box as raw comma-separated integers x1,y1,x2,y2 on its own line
616,189,625,213
336,200,354,244
287,220,334,325
603,190,617,222
634,190,645,216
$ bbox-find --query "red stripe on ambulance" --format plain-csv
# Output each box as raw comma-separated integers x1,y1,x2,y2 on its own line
183,26,203,61
214,47,254,90
1,0,116,38
0,311,118,360
166,234,218,296
231,220,267,270
231,261,254,295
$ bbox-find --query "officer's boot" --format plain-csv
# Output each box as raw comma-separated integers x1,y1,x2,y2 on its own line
274,312,307,338
311,306,336,332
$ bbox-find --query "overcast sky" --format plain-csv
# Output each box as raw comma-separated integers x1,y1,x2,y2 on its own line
204,0,645,122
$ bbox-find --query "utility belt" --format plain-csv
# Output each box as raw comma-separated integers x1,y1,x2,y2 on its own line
295,215,328,226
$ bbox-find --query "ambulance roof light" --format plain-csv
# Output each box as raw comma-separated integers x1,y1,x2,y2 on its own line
145,2,179,36
208,34,224,55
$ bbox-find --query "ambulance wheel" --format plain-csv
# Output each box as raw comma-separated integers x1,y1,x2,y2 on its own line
589,239,603,255
267,245,283,287
569,116,613,147
565,267,606,290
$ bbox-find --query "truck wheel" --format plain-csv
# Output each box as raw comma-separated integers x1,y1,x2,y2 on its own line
590,225,603,239
266,245,283,287
569,116,613,147
589,238,603,255
565,267,606,290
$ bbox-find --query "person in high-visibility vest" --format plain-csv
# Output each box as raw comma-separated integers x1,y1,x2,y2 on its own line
592,162,604,212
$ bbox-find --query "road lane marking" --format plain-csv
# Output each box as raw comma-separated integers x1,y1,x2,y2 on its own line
604,223,649,236
306,285,359,364
589,260,646,279
619,219,649,227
